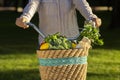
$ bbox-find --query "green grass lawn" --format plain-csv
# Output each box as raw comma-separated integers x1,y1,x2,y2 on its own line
0,11,120,80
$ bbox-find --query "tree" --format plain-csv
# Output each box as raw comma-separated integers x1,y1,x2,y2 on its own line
109,0,120,29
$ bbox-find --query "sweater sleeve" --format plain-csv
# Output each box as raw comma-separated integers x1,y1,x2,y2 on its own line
20,0,40,22
73,0,97,20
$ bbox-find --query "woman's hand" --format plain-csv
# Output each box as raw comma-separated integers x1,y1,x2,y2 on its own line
15,17,29,29
92,18,102,28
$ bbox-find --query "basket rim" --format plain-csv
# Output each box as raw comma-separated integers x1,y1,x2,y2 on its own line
37,47,84,52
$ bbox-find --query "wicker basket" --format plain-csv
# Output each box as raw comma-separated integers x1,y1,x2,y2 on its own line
37,38,91,80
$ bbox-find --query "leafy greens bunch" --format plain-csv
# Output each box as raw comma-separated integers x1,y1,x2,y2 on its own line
44,33,72,50
40,21,104,50
77,22,104,46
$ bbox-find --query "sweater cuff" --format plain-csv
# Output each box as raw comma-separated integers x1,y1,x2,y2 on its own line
87,14,98,21
20,13,31,22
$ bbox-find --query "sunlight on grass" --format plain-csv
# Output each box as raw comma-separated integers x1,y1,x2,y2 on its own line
87,49,120,80
0,53,38,71
0,53,40,80
0,49,120,80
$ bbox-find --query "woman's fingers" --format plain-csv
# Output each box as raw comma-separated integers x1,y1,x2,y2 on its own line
92,18,102,28
15,17,29,29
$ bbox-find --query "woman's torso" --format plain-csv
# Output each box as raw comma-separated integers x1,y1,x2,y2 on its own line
38,0,79,39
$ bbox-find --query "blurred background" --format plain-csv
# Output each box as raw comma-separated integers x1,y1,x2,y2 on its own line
0,0,120,80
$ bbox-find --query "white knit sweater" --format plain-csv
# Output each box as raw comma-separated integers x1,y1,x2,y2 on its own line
21,0,97,44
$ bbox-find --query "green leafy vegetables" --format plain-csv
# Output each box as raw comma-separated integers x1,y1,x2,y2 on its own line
40,22,104,50
45,33,72,50
77,23,104,46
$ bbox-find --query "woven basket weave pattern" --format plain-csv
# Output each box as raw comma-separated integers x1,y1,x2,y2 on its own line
37,47,89,80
